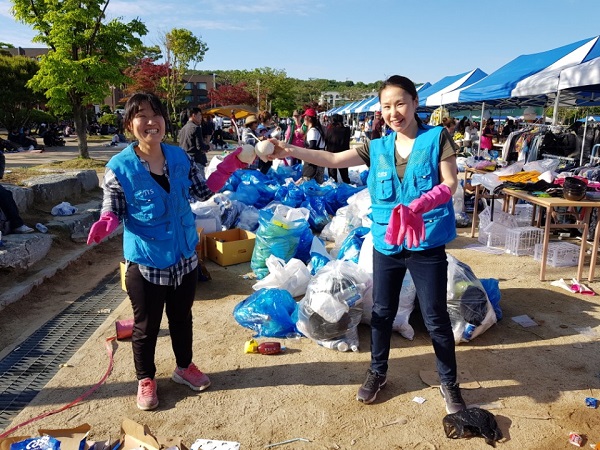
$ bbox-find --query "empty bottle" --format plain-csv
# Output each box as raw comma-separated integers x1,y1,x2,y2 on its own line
36,223,48,233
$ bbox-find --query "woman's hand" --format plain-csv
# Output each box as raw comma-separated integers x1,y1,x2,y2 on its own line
266,139,290,160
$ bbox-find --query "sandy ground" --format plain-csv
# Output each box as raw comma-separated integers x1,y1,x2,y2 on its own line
1,139,600,448
1,228,600,450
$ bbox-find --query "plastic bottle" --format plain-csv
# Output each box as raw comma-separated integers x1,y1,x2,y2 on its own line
257,342,284,355
35,223,48,233
316,338,350,352
462,323,476,341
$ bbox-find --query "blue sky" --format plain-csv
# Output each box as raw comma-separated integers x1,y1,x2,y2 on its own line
1,0,599,86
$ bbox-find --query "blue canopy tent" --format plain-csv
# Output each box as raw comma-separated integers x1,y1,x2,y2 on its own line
416,82,432,93
348,97,375,114
353,96,378,114
336,100,363,115
417,70,486,109
453,36,600,110
418,69,487,110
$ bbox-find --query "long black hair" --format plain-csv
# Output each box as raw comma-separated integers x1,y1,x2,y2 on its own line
378,75,424,129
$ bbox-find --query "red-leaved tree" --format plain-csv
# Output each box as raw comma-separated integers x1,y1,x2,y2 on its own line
124,58,170,98
208,82,257,107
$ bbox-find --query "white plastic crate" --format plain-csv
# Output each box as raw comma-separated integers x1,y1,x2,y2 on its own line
477,207,518,248
491,199,534,226
533,242,579,267
505,226,544,256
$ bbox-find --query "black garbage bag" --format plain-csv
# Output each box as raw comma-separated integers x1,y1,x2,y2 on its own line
443,407,503,447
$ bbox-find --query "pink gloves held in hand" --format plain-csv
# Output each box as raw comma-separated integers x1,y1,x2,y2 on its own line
407,183,452,214
87,211,119,245
384,184,452,249
206,147,248,193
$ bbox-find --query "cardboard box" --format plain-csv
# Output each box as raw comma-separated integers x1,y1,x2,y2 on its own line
205,229,255,266
38,424,91,450
120,418,187,450
0,425,91,450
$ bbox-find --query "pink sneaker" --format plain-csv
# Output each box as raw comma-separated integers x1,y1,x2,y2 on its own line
137,378,158,411
172,363,211,391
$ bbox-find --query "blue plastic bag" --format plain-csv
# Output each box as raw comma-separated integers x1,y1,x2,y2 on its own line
233,288,298,337
251,209,311,279
337,227,370,264
480,278,502,320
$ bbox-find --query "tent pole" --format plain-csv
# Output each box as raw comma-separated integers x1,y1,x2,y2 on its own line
552,91,561,125
580,115,589,166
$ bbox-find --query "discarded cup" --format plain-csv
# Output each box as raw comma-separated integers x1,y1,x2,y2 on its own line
36,223,48,233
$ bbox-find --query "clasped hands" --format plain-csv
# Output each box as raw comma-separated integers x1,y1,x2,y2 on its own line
385,184,452,249
385,204,425,249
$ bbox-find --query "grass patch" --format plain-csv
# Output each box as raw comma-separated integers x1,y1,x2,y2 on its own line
3,158,108,185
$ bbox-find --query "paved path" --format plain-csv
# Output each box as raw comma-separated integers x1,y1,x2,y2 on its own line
4,138,227,169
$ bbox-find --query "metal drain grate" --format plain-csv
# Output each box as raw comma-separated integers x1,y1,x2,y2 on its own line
0,271,127,431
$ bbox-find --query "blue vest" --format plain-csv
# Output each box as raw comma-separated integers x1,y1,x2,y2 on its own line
367,126,456,255
107,143,199,269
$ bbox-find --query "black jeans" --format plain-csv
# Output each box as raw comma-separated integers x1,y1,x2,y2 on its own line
125,263,198,380
370,246,458,384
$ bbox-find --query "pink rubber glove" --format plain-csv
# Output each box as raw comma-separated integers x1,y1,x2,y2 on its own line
403,184,452,248
407,184,452,215
206,147,247,192
384,205,402,245
87,211,119,245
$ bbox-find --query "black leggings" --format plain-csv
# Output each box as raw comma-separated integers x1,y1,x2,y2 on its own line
125,263,198,380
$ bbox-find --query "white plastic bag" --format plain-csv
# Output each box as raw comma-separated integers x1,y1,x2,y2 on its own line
51,201,77,216
252,255,310,298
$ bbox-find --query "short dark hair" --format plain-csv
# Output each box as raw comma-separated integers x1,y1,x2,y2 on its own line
123,93,168,131
190,107,202,116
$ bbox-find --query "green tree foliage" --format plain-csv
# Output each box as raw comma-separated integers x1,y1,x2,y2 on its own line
98,113,116,126
159,28,208,136
11,0,147,158
0,55,45,130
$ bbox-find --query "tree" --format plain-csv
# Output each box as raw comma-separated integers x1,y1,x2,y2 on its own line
124,58,170,97
207,82,257,107
159,28,208,135
11,0,147,158
0,55,45,131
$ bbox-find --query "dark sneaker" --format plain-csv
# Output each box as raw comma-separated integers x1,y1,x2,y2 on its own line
440,382,466,414
356,369,387,404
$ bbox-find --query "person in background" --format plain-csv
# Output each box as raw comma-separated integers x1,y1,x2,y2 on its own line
364,115,373,140
371,110,384,139
267,75,465,414
480,119,496,152
284,110,305,166
501,119,515,142
179,109,189,128
179,107,209,176
201,114,215,149
87,92,249,411
442,117,457,137
325,114,351,183
0,151,34,234
301,108,327,183
241,114,261,170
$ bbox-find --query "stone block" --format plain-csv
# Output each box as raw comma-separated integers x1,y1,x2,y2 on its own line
0,233,54,270
1,184,35,213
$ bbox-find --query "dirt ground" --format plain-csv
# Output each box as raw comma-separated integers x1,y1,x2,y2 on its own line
1,225,600,450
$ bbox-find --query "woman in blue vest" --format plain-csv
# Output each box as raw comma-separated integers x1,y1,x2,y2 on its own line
268,76,465,414
86,92,248,411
